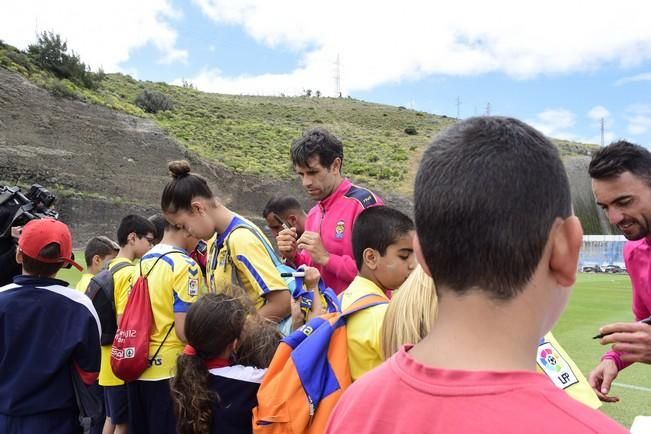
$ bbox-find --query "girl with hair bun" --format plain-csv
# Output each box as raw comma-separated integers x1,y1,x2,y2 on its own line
162,160,291,323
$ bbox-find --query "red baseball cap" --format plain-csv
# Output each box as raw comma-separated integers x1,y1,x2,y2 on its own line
18,218,83,271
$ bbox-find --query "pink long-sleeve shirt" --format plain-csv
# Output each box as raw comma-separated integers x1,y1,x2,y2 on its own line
602,238,651,370
294,178,383,294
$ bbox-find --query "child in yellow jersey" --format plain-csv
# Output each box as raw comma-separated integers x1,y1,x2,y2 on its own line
126,220,207,434
339,206,416,381
381,265,602,409
161,160,291,323
99,215,155,434
75,236,119,292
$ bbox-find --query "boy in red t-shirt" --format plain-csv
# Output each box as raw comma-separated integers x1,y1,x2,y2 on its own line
326,117,628,434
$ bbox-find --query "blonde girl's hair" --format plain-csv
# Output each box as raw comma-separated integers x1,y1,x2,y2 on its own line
381,265,438,360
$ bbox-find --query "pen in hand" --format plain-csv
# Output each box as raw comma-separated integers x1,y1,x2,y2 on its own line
274,214,290,231
593,316,651,339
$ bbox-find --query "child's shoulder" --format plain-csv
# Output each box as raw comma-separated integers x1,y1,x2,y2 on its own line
208,364,266,384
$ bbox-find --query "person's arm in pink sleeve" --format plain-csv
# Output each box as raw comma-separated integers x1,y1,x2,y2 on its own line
293,250,312,267
601,250,649,371
322,252,358,284
601,350,631,371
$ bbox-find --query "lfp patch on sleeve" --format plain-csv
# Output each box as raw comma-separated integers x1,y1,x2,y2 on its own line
188,278,199,296
536,341,578,389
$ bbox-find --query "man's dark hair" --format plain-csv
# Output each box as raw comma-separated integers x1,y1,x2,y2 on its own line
352,206,414,271
414,116,572,300
262,196,304,219
589,140,651,186
290,127,344,170
116,215,155,247
84,236,119,266
22,242,64,277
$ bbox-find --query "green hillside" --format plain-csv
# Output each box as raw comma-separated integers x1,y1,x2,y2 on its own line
0,39,599,194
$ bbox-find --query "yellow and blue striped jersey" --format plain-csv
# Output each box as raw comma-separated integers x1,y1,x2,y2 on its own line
135,244,207,380
206,215,287,309
98,257,134,387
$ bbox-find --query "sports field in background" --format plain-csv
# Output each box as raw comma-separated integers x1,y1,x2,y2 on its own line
57,263,644,428
553,273,645,428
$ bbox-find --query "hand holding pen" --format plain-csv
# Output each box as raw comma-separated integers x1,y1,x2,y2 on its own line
593,315,651,365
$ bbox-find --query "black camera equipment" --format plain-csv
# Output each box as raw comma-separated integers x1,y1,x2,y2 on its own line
0,184,59,238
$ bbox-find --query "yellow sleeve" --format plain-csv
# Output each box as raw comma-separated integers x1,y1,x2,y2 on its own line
537,332,602,409
347,303,387,381
114,266,134,316
75,274,93,292
172,256,203,311
229,229,287,297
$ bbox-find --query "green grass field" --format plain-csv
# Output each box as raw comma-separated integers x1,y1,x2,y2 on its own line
56,264,643,427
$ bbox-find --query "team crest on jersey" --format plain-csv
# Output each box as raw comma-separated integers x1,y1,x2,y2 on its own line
335,220,345,240
188,278,199,296
536,341,578,389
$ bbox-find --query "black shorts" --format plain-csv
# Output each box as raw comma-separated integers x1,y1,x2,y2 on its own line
127,380,177,434
104,384,129,425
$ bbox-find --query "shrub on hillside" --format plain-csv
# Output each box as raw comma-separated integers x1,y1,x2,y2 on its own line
135,90,173,113
27,31,104,90
404,126,418,135
6,51,33,72
48,79,79,99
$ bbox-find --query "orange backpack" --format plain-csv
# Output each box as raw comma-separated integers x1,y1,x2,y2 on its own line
252,294,388,434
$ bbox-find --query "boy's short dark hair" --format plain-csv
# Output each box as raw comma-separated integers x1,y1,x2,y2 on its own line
352,206,414,270
589,140,651,186
84,236,119,266
290,127,344,170
414,116,572,301
262,196,303,219
22,243,64,277
116,215,155,247
148,214,167,244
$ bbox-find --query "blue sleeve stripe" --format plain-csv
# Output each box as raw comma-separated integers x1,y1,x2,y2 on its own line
236,254,270,294
173,291,192,313
141,253,175,271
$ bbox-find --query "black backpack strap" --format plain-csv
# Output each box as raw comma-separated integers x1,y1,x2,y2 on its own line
138,250,178,278
148,322,175,365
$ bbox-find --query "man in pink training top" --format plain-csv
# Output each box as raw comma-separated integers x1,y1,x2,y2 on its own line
326,117,627,434
588,141,651,403
276,128,383,294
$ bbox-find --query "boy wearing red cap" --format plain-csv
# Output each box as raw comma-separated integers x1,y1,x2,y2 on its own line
0,218,101,434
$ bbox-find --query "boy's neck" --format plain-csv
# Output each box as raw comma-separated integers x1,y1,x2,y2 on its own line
160,233,186,252
116,247,136,262
358,268,386,292
409,290,542,373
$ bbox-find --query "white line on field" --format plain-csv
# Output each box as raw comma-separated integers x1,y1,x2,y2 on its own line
612,382,651,393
